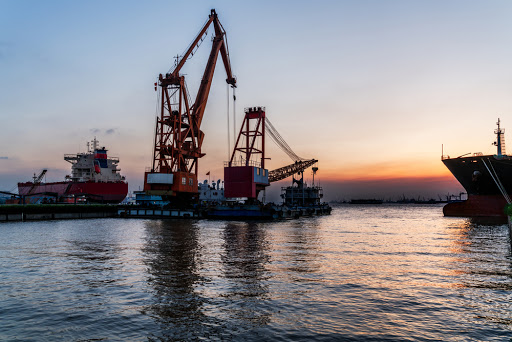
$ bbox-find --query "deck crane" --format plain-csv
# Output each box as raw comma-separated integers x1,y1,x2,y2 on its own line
28,169,47,195
224,107,318,201
144,9,236,204
268,160,317,183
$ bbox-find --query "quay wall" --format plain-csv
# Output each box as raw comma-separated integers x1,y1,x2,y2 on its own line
0,204,332,222
0,205,118,222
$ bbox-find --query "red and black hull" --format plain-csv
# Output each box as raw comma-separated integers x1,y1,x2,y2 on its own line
18,181,128,204
442,155,512,218
443,195,507,218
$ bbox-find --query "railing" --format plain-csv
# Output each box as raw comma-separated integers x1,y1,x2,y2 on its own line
244,106,265,113
224,159,261,168
442,152,484,160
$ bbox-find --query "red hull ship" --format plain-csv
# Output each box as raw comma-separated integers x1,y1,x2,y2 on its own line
18,138,128,204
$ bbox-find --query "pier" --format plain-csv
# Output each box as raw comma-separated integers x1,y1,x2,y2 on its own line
0,205,117,222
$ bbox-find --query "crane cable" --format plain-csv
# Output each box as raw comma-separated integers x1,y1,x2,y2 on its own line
168,19,210,74
227,84,230,161
265,118,305,162
233,87,236,151
266,125,302,161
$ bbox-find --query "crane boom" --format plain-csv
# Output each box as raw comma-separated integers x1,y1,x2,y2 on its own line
27,169,47,196
268,159,318,183
34,169,47,184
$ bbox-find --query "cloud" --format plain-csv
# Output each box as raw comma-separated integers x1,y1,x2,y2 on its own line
0,157,8,160
89,128,118,135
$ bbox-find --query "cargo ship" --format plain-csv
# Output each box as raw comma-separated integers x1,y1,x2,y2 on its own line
18,138,128,204
442,119,512,218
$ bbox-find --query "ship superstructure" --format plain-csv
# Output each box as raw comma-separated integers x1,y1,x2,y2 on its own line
64,138,125,183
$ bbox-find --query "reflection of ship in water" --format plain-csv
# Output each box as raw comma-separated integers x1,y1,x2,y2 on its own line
443,119,512,219
446,219,512,290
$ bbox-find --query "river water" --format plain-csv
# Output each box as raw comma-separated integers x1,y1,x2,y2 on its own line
1,204,511,341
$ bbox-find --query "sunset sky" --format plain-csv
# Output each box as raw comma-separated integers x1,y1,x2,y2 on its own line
1,0,512,200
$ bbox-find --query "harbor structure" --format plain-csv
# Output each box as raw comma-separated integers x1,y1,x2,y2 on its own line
135,9,331,217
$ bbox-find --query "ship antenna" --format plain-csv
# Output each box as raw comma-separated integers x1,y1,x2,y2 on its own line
497,118,501,156
494,118,506,156
92,137,98,151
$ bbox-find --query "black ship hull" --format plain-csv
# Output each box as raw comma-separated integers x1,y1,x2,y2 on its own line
442,155,512,218
442,155,512,196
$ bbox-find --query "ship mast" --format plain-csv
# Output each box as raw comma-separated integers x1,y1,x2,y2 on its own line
494,118,506,156
92,137,99,151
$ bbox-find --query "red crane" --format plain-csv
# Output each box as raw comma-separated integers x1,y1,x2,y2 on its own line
224,107,269,199
224,107,319,201
144,9,236,203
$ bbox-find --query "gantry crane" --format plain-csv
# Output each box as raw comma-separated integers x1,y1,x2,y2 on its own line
144,9,236,203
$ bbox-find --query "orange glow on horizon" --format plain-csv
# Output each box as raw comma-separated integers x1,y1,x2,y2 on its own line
318,159,454,182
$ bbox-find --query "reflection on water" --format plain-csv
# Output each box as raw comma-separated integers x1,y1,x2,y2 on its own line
221,223,271,326
142,220,206,340
142,220,275,340
447,219,512,286
1,207,512,341
281,220,322,275
445,218,512,329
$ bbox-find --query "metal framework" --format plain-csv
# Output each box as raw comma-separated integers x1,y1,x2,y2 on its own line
494,118,506,156
146,9,236,196
229,107,266,168
268,159,318,183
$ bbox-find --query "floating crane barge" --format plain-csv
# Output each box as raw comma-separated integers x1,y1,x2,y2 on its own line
124,9,331,220
2,9,330,222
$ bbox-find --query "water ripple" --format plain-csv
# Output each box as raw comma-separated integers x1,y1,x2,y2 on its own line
1,207,512,340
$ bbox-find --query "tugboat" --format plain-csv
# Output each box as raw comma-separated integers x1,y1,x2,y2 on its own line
442,119,512,218
18,138,128,204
